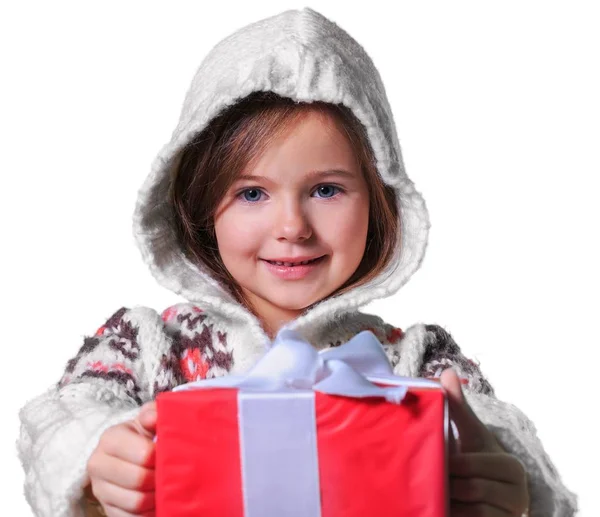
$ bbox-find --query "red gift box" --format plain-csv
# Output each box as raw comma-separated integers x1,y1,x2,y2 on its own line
155,381,449,517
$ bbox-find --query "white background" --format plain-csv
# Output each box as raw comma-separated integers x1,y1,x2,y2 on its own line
2,1,598,515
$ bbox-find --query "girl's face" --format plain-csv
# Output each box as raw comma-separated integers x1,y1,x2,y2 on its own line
214,110,370,333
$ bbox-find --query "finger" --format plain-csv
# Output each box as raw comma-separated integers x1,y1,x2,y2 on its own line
102,425,156,468
91,478,155,515
89,454,155,492
450,453,528,485
103,501,156,517
450,501,511,517
450,476,529,514
136,402,158,435
440,368,490,453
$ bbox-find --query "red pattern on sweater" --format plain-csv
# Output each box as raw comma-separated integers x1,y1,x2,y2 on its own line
180,348,210,382
86,360,134,376
386,327,404,344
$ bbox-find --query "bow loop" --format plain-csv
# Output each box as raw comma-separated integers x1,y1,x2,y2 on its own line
318,330,395,377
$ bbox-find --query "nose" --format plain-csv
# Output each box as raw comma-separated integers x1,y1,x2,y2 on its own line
274,196,313,242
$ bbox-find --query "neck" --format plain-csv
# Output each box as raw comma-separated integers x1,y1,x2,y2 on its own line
241,290,304,340
260,310,300,340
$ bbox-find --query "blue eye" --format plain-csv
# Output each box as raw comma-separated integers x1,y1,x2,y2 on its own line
240,188,263,203
314,185,340,198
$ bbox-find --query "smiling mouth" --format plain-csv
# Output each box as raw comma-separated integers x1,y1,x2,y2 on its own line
263,256,325,267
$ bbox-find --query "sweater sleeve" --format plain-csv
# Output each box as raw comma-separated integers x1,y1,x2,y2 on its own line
16,306,167,517
417,324,579,517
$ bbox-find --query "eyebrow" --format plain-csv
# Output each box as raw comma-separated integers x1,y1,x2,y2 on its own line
234,169,356,183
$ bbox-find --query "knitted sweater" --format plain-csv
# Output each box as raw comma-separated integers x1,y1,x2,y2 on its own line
16,6,578,516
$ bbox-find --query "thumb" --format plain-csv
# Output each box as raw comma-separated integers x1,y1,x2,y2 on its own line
440,368,489,453
135,401,157,437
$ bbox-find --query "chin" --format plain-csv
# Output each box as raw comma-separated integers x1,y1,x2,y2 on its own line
257,291,319,311
271,299,314,312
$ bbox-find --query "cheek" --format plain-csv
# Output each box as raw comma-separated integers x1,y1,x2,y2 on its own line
321,202,369,253
214,209,264,257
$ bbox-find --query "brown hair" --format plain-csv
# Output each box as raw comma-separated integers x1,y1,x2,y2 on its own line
169,90,399,319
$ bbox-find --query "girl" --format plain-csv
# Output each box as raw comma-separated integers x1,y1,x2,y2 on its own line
17,7,577,517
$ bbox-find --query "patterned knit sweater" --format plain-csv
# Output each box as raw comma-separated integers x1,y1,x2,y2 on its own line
17,303,577,516
56,304,493,401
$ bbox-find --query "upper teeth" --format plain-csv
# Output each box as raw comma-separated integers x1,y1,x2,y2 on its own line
270,258,317,266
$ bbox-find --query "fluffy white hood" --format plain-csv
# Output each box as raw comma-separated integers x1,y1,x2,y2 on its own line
132,7,431,334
